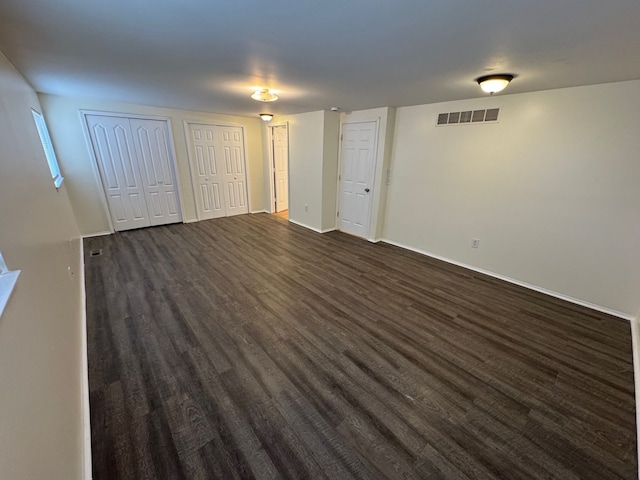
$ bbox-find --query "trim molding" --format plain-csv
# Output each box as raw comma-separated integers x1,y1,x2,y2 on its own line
81,231,111,239
381,238,633,321
631,316,640,480
79,240,92,479
251,210,269,214
288,218,336,234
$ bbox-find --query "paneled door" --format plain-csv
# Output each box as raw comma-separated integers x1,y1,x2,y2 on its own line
130,118,182,226
338,121,378,238
86,114,182,231
86,115,150,231
187,123,249,220
186,124,226,220
272,125,289,212
217,126,249,217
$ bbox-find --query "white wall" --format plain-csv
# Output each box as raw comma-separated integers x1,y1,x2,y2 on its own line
0,54,85,479
383,80,640,317
38,94,266,235
286,111,325,229
321,112,340,231
280,110,340,232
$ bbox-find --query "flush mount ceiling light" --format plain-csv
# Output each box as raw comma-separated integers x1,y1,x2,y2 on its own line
476,74,514,95
259,113,273,121
251,88,278,102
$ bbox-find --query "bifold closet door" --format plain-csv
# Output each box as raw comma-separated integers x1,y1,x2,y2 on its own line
188,123,249,220
129,118,182,226
86,115,150,231
217,125,249,217
86,115,182,231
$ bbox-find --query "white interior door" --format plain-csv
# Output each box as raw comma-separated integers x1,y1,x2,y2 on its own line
187,124,226,219
217,126,249,217
338,121,378,238
130,118,182,226
187,123,249,219
272,125,289,212
86,115,150,231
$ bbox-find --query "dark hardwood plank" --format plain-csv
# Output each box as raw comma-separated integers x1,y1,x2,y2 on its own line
85,213,637,479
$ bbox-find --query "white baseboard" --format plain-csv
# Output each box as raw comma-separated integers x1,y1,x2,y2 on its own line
183,218,198,224
251,210,269,214
81,231,111,239
381,238,633,321
79,240,92,479
630,317,640,480
287,219,335,234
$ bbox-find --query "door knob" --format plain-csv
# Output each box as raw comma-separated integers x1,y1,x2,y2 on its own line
364,188,370,193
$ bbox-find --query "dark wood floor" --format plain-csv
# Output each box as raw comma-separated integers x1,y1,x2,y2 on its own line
85,214,637,479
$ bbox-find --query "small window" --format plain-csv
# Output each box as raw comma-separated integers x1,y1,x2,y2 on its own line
0,251,21,318
31,109,64,188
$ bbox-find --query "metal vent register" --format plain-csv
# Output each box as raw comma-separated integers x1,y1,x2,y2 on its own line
437,108,500,126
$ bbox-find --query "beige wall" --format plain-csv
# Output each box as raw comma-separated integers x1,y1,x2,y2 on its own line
276,110,341,232
285,111,325,229
38,94,266,235
0,54,85,479
383,80,640,317
321,111,340,231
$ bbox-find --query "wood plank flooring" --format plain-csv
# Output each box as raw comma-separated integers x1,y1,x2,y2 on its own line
84,213,637,479
272,210,289,220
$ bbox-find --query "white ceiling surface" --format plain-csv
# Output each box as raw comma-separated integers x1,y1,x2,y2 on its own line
0,0,639,117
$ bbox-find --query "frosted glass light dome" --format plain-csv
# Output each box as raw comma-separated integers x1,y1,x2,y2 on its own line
476,74,514,94
251,88,278,102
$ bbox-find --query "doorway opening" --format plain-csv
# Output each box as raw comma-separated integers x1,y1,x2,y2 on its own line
272,210,288,220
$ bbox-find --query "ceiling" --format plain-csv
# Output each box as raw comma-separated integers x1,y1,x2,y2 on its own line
0,0,639,118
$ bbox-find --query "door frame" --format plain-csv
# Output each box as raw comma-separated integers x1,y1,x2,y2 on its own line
267,122,290,214
183,120,251,220
336,119,380,240
80,110,186,234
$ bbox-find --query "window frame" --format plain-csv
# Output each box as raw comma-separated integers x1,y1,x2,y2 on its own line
31,108,64,188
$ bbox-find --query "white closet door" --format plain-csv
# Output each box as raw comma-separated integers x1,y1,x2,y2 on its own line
188,124,226,220
272,125,289,212
187,123,249,220
130,118,182,226
338,121,377,238
86,115,150,231
217,126,249,217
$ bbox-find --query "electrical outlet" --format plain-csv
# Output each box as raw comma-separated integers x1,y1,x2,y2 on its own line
471,238,480,248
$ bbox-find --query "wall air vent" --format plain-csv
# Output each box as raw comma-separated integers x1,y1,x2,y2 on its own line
436,108,500,127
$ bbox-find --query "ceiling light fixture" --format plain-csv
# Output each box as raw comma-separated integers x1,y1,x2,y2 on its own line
259,113,273,121
476,74,514,95
251,88,278,102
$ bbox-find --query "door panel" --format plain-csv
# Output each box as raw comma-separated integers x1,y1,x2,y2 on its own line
87,115,182,231
187,123,249,220
218,126,249,216
86,115,150,231
338,121,377,238
272,125,289,212
130,118,182,226
188,124,226,219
